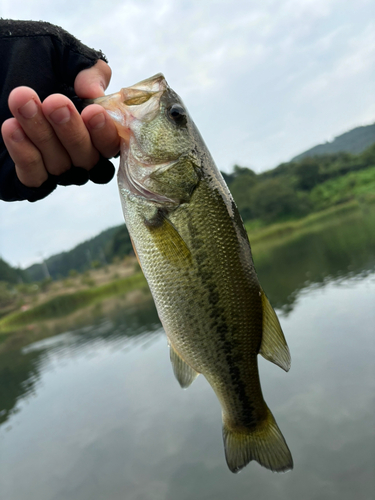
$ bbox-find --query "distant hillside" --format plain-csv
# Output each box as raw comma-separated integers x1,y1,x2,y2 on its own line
292,123,375,161
0,258,28,283
18,123,375,282
26,225,127,281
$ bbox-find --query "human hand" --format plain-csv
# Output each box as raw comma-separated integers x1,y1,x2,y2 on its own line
1,60,120,188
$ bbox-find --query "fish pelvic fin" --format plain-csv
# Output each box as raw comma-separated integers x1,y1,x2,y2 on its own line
222,407,293,474
169,344,199,389
259,291,291,372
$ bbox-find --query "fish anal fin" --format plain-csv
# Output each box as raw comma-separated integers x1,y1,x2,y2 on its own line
259,291,291,372
169,344,199,389
223,407,293,473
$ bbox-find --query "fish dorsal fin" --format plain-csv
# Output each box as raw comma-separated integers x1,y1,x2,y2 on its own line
146,211,192,266
259,291,291,372
169,344,199,389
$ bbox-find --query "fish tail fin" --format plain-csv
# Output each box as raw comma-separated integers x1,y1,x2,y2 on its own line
222,407,293,473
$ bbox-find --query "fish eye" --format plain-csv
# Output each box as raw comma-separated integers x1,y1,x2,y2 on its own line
167,104,187,125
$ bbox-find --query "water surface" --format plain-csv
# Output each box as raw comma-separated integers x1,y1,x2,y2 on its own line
1,210,374,500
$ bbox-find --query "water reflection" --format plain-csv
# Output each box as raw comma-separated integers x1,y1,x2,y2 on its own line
0,347,41,426
0,299,160,427
23,297,162,354
254,208,375,312
1,275,374,500
0,209,374,500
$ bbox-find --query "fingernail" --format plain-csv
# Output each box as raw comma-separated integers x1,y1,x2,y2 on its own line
19,99,38,119
89,112,105,130
12,127,25,142
49,106,70,124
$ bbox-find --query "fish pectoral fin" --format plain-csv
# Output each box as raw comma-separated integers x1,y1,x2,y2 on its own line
169,344,199,389
222,406,293,473
259,291,291,372
146,212,192,266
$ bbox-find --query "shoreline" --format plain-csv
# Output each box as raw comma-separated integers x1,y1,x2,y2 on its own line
1,199,373,335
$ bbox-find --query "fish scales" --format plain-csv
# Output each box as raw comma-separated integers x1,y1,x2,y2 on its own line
94,73,293,473
133,181,264,420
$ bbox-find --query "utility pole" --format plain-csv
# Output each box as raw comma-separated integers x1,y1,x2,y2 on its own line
38,252,50,279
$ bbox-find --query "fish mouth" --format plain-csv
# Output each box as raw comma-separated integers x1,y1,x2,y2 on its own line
93,74,178,205
125,73,167,93
91,73,168,141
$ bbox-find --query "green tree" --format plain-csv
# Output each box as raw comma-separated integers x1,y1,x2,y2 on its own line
106,226,133,261
228,166,258,221
295,158,321,190
250,178,310,221
0,258,28,284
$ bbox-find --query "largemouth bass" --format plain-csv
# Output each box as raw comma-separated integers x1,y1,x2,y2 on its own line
93,74,293,473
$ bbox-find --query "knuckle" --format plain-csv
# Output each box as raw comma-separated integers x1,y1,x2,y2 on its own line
62,132,98,167
68,136,95,162
35,130,55,147
68,132,87,149
23,154,43,172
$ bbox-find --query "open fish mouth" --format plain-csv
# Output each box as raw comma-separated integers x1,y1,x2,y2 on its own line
92,74,180,204
123,73,167,93
89,73,168,137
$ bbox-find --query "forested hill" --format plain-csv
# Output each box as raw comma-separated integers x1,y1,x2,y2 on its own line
222,141,375,221
292,123,375,161
1,121,373,282
26,225,130,282
0,258,28,283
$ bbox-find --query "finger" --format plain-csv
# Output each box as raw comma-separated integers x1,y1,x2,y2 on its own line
81,104,120,159
1,118,48,187
8,87,71,176
42,94,100,170
74,60,112,99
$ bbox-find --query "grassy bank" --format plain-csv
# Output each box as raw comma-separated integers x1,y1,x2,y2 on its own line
247,198,374,252
0,272,147,333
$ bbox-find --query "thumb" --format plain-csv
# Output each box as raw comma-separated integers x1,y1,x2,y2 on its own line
74,59,112,99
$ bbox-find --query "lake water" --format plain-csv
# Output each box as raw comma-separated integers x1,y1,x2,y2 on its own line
1,209,374,500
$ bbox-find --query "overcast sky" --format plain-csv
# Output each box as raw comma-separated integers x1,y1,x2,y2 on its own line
0,0,374,268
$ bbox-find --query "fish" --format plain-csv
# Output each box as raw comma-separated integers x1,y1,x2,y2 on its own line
93,73,293,473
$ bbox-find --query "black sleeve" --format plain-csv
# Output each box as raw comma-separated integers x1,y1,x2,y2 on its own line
0,19,113,202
